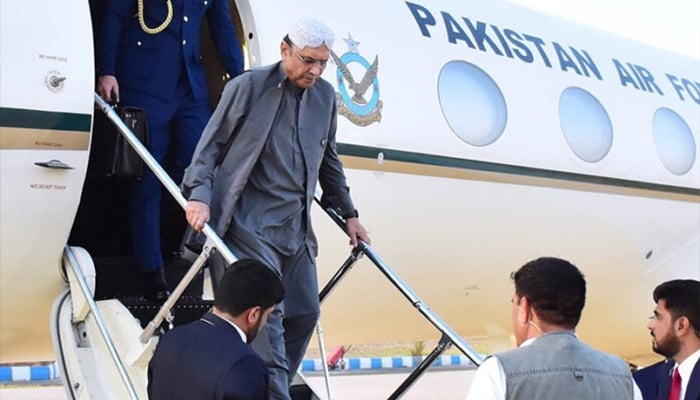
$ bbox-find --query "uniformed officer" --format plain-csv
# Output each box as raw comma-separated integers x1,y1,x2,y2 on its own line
96,0,244,301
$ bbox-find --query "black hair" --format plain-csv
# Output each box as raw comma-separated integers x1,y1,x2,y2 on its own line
511,257,586,328
653,279,700,337
214,259,284,316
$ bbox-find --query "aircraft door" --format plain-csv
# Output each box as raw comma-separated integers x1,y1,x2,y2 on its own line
201,0,251,108
0,0,94,362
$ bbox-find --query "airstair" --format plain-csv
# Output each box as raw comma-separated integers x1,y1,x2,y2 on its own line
52,94,483,399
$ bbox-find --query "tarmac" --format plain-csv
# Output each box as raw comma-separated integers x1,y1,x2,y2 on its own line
0,368,476,399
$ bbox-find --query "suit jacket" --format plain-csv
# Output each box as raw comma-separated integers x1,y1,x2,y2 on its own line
148,312,269,400
97,0,243,101
657,358,700,400
634,361,700,400
182,62,356,258
634,360,670,400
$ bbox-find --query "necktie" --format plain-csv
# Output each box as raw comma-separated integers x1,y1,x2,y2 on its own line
668,367,681,400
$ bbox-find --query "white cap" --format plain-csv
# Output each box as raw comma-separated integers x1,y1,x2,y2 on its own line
287,18,334,49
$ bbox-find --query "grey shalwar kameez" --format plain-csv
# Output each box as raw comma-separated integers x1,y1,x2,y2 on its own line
182,62,357,400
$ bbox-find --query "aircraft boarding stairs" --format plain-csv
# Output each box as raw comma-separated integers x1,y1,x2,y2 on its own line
52,94,483,399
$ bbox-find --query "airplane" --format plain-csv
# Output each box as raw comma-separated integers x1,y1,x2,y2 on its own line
0,0,698,398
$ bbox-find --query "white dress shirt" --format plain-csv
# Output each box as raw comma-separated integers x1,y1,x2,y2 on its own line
465,337,643,400
213,313,247,343
674,348,700,400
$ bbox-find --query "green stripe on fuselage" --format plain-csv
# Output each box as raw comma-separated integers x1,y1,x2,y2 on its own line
0,107,91,132
337,143,700,198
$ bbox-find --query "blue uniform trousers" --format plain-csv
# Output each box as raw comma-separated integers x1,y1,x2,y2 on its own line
122,82,210,273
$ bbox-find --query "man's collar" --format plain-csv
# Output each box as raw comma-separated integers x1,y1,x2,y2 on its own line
218,314,248,344
521,330,577,347
518,337,537,348
274,61,286,88
273,62,306,98
676,347,700,381
205,311,247,343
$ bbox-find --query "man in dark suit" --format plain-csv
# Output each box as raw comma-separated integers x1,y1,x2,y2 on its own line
96,0,244,301
637,279,700,400
148,259,284,400
634,359,671,400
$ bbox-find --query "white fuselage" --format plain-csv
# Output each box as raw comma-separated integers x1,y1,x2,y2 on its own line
0,0,698,370
0,0,93,363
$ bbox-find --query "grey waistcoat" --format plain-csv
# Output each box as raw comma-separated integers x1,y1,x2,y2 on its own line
496,331,634,400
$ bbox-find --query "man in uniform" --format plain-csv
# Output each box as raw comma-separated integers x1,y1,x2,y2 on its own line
96,0,244,301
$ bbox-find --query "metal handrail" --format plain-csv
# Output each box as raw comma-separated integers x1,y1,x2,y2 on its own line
360,243,482,364
95,92,481,398
94,94,237,267
94,93,330,396
63,245,140,400
314,195,484,398
94,94,239,341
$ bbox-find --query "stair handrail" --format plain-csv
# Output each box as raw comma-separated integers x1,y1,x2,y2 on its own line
94,94,330,396
95,94,239,345
63,245,140,400
314,193,484,365
94,94,237,267
96,92,480,398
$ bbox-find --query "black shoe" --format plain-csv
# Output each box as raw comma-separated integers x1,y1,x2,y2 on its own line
142,269,171,303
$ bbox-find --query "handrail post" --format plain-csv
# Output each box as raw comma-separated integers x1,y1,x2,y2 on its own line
319,247,363,304
315,321,334,400
388,334,451,400
139,241,213,343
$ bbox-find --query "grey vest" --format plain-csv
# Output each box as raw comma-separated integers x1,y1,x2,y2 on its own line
496,331,634,400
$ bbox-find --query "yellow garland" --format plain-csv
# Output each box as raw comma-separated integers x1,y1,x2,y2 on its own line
137,0,173,35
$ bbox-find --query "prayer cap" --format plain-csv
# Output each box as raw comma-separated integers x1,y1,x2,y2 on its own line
287,18,334,49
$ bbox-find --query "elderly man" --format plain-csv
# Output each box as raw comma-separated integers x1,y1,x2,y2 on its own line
182,17,370,400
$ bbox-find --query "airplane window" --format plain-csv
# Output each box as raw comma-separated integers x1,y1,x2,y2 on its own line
652,108,697,175
438,60,507,146
558,87,613,163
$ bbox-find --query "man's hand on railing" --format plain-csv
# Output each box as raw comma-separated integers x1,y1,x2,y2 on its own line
186,200,210,232
97,75,120,104
345,217,370,247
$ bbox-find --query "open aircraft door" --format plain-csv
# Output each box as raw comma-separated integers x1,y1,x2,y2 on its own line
0,0,94,364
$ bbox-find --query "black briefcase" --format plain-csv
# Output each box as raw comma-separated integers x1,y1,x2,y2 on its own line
89,106,149,180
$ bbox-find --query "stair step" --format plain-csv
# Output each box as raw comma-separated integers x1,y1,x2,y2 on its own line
118,296,213,329
94,256,205,300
